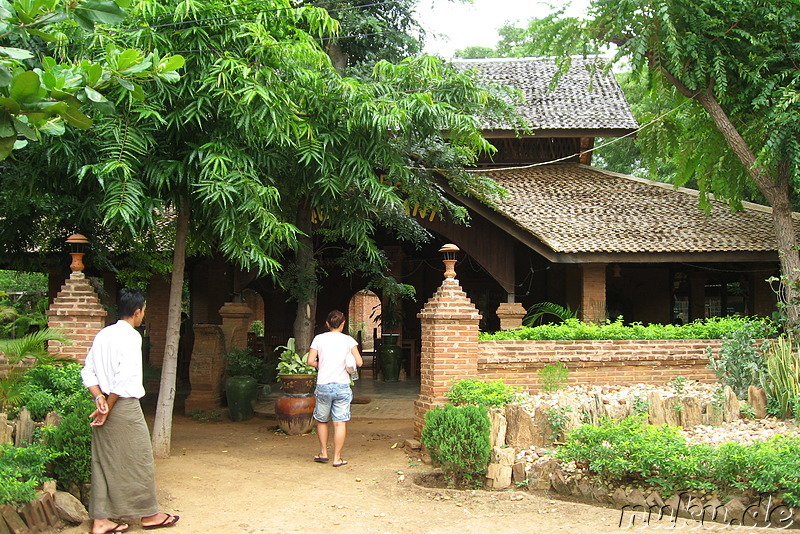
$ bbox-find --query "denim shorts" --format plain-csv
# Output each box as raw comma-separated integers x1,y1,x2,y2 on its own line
313,383,353,423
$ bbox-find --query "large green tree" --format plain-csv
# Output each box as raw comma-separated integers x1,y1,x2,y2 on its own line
24,0,521,457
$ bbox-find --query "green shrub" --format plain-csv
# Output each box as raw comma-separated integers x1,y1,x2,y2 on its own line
45,398,94,489
0,442,53,505
421,404,491,487
707,324,768,399
557,416,800,504
17,363,87,419
538,361,570,393
445,379,519,408
480,316,776,341
557,416,715,495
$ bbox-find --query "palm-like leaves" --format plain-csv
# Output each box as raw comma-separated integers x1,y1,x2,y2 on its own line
0,329,71,412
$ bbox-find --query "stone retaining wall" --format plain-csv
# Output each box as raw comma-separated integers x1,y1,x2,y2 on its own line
478,339,721,393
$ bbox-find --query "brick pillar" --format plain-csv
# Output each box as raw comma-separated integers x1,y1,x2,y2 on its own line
46,274,107,363
581,263,607,323
496,302,526,330
184,324,226,412
145,274,171,367
219,302,252,351
414,252,482,438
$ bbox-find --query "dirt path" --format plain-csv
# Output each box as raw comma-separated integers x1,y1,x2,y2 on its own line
58,415,791,534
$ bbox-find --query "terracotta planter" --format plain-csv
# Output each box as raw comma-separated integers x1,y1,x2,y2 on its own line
275,395,316,435
278,374,316,395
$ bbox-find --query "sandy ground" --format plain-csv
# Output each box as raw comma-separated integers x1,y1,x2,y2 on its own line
57,414,793,534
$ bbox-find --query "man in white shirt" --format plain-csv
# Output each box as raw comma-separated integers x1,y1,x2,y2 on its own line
81,289,180,534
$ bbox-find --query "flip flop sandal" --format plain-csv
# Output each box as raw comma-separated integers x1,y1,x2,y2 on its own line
142,514,180,530
314,456,329,463
99,524,129,534
333,460,348,467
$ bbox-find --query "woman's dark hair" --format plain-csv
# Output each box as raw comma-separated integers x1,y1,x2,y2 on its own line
118,289,146,318
326,310,345,329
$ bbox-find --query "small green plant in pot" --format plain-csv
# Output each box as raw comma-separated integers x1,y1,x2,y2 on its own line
223,347,261,422
276,338,315,395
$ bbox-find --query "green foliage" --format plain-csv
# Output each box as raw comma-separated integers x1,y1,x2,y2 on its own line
275,338,314,376
248,321,264,337
0,442,53,505
0,0,183,160
445,379,519,408
481,316,776,341
523,302,578,327
558,416,717,496
538,361,570,393
739,401,756,420
707,323,768,399
546,405,572,441
0,329,71,413
761,336,800,419
631,395,649,415
558,416,800,505
16,364,88,420
224,347,262,378
44,398,94,490
421,404,491,487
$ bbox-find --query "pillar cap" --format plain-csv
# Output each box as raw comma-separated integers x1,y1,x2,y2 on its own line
66,233,89,245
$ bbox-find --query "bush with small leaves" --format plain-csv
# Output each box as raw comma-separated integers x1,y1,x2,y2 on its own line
421,404,491,487
445,379,519,408
0,442,53,505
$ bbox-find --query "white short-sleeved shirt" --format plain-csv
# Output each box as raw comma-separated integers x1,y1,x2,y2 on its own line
81,320,146,399
311,331,358,385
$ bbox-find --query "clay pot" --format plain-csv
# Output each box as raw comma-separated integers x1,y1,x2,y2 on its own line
278,374,316,395
275,395,316,435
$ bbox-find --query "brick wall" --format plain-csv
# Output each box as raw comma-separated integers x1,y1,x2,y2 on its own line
477,339,721,393
45,276,107,363
145,275,172,367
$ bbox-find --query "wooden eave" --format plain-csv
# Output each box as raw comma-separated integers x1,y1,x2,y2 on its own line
481,128,638,139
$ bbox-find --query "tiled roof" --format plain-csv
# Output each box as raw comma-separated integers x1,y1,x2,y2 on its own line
451,57,638,132
483,164,795,255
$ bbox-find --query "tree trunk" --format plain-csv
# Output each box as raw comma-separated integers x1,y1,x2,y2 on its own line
326,42,348,75
151,203,190,459
292,201,317,352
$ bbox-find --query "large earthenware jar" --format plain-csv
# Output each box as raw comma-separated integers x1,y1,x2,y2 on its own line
226,375,258,422
274,394,316,435
278,374,316,395
380,333,402,382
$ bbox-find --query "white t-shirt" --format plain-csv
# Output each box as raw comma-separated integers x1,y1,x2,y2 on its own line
81,320,146,398
311,331,358,385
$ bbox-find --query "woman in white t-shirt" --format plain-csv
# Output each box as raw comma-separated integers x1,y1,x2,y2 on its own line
307,310,363,467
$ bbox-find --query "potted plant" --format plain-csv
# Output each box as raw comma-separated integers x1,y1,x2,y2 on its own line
375,298,403,382
224,347,262,422
274,338,316,435
275,337,316,394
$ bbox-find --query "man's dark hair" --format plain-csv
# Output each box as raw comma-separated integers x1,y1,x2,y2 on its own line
326,310,345,329
118,289,146,318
